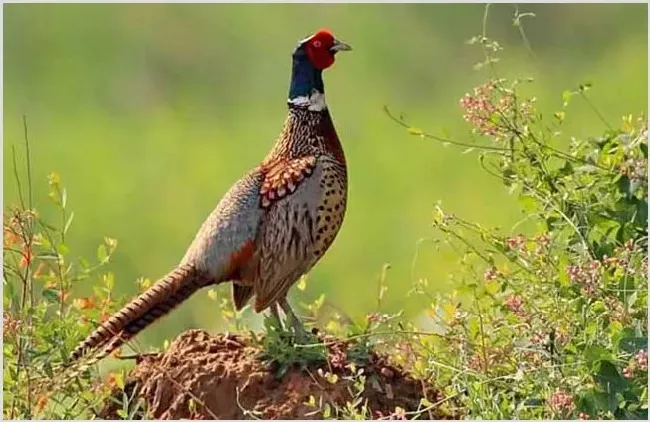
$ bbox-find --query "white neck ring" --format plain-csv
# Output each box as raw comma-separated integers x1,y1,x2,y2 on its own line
288,91,327,111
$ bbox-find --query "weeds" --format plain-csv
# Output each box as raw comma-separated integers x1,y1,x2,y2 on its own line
3,119,125,418
384,8,648,418
256,314,328,379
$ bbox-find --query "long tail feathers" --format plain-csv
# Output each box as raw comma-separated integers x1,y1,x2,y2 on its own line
69,263,211,365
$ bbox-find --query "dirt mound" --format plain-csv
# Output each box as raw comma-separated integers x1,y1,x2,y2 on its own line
99,329,455,419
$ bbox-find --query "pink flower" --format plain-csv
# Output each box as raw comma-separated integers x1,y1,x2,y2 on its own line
459,81,537,142
623,367,633,379
328,349,347,369
504,295,527,318
619,158,647,182
549,388,574,413
567,261,601,296
484,266,500,281
623,349,648,379
459,81,509,141
601,254,620,268
505,234,526,250
366,313,379,323
531,332,545,345
468,353,485,372
604,296,630,324
535,233,551,248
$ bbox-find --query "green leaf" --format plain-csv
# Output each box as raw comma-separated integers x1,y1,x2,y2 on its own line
608,321,625,345
323,403,331,419
104,272,115,290
57,243,69,256
585,319,599,338
115,372,125,389
592,391,612,412
625,291,638,308
635,199,648,227
517,195,538,212
587,218,621,246
591,300,606,313
556,161,574,178
577,391,597,416
617,175,632,198
584,345,612,367
63,212,75,234
619,337,648,354
43,362,54,378
562,90,573,107
97,244,107,262
594,361,628,393
42,289,59,303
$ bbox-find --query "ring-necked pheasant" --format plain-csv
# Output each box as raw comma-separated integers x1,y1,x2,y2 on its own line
69,29,352,365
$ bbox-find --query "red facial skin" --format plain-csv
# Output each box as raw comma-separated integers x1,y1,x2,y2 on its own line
305,29,336,70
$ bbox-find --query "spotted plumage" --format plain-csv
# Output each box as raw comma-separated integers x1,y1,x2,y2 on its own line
67,29,351,368
259,155,317,208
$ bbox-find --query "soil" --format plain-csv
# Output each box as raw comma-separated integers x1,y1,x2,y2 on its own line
98,329,457,420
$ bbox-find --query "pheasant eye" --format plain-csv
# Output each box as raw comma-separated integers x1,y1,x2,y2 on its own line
312,40,322,48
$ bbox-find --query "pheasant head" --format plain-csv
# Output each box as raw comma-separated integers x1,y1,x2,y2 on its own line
288,29,352,111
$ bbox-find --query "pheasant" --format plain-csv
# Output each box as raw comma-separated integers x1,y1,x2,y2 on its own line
69,29,352,365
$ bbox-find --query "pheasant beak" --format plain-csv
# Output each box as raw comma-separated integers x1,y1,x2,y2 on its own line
330,39,352,53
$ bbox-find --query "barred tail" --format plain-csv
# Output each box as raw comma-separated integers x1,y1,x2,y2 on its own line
69,263,211,364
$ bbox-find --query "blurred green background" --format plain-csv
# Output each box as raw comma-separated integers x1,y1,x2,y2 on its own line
3,4,647,348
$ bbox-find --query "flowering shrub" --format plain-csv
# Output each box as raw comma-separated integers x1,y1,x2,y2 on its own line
384,27,648,419
3,130,125,418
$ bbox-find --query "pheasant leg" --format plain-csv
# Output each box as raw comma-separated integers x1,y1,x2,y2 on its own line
269,302,284,330
279,297,309,341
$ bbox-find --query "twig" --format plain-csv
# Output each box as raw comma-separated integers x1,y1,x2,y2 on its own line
11,146,26,210
473,288,490,377
294,330,449,349
408,237,437,302
235,386,262,420
22,115,33,210
579,91,613,130
377,263,390,312
384,106,510,152
512,5,537,61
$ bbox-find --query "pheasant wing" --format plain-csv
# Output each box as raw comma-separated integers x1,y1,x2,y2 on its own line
252,156,321,312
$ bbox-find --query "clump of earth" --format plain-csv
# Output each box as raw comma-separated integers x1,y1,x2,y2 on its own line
99,329,457,419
